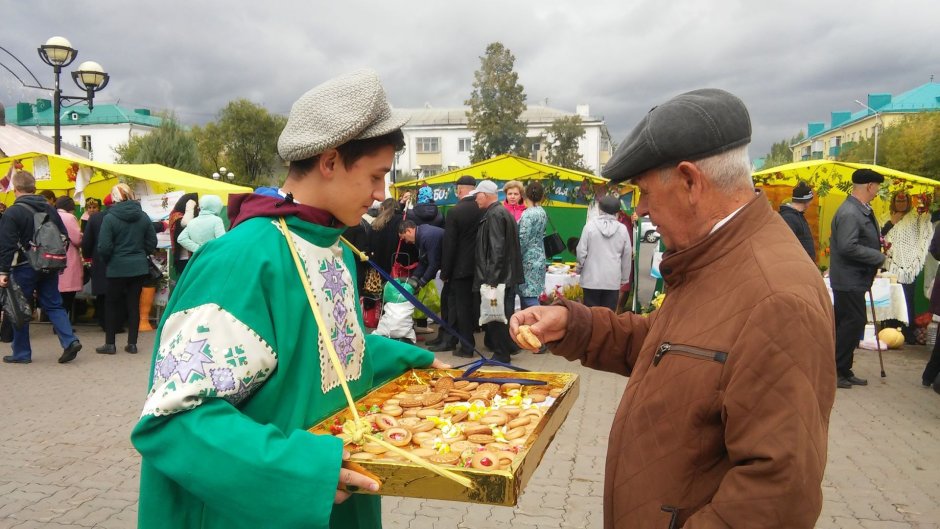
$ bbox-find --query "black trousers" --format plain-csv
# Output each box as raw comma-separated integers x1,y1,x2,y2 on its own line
924,326,940,385
451,277,478,353
105,275,146,346
833,289,866,377
433,281,459,346
583,288,619,311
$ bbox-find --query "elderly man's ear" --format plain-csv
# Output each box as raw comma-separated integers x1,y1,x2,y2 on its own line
674,161,708,205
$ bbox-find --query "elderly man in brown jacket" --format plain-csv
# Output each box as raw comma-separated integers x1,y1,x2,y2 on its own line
511,89,836,528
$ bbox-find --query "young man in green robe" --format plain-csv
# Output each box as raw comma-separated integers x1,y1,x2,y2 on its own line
131,70,447,529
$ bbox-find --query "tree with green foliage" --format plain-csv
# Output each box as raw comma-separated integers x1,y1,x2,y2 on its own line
114,115,201,174
465,42,528,163
760,131,804,170
840,112,940,180
190,121,226,177
214,99,287,188
544,115,592,172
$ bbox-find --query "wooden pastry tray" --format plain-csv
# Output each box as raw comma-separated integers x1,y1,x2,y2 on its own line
307,369,579,505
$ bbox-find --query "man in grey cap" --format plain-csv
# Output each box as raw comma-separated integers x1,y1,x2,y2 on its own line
131,69,447,529
510,89,835,528
829,168,889,389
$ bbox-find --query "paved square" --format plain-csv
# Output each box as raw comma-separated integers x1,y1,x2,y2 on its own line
1,324,938,528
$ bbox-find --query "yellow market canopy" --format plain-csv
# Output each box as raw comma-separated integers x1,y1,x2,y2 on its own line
752,160,940,197
0,152,252,205
390,154,633,208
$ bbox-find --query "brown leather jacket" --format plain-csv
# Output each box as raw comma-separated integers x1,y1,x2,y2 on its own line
553,192,835,528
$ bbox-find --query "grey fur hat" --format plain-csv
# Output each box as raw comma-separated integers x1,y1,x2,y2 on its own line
277,69,408,161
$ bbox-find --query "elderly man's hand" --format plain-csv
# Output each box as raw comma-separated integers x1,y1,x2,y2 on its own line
509,306,569,350
0,274,8,288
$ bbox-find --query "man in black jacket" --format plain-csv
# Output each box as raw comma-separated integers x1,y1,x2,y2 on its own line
437,175,482,357
779,181,816,261
473,179,523,364
829,168,888,389
0,171,82,364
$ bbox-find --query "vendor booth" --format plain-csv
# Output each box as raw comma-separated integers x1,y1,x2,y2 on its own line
390,154,635,261
0,152,252,205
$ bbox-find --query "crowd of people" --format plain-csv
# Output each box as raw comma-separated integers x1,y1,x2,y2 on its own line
0,174,225,364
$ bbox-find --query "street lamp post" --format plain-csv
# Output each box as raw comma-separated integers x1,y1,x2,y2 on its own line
211,167,235,183
37,36,109,155
854,99,882,166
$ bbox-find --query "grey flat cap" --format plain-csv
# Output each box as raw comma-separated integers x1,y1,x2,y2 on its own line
602,88,751,183
277,69,409,161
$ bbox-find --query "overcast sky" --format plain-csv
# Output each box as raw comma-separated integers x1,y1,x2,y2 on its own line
3,0,938,162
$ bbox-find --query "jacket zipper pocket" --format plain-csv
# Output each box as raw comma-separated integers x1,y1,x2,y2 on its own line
653,342,727,367
661,505,679,529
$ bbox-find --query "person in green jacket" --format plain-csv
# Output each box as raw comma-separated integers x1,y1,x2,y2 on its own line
131,69,448,529
96,183,157,355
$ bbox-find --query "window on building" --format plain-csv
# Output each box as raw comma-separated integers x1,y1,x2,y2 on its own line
458,138,472,152
833,136,842,147
416,137,440,153
80,135,92,152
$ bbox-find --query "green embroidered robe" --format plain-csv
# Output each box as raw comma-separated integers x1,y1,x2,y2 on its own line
131,215,433,529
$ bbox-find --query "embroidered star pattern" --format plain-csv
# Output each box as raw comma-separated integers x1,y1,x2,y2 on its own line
156,352,179,380
333,327,357,365
332,300,347,323
320,259,346,301
210,367,236,392
171,339,213,383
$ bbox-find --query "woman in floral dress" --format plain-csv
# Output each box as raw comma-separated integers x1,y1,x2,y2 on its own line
517,181,547,310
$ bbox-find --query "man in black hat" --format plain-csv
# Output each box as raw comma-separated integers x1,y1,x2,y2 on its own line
508,89,835,527
779,181,817,261
434,175,483,356
829,168,889,389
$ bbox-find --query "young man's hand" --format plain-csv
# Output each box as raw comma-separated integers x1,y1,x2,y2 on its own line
335,452,381,504
0,274,8,288
509,306,569,349
428,358,452,369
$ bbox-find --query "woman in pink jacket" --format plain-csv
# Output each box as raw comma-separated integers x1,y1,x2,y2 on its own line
56,196,83,320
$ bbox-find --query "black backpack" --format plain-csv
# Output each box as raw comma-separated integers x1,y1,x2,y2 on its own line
16,203,68,273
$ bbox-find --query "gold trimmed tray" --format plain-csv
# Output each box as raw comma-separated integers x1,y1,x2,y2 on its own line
307,369,579,505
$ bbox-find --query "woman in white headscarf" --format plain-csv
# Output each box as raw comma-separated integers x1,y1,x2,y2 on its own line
883,191,934,344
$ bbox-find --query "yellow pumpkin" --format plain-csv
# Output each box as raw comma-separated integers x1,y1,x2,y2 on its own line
878,328,904,349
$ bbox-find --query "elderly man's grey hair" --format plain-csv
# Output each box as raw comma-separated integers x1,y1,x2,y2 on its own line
659,145,753,194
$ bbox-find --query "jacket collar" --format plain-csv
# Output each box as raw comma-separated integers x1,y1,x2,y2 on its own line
845,194,874,216
660,190,773,287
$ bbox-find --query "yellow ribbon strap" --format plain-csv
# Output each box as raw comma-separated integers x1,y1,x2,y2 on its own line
278,218,472,489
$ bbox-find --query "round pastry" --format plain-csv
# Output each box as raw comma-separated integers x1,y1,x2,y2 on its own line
398,417,421,428
373,414,399,431
529,393,547,403
435,376,455,391
496,450,516,465
453,380,470,390
384,427,412,447
504,426,526,440
462,423,492,436
402,408,419,418
486,442,511,452
350,451,377,460
500,405,522,416
508,416,530,429
384,398,401,406
450,440,480,454
500,382,521,393
411,447,438,459
381,404,403,417
470,451,499,470
416,408,441,419
362,442,388,455
519,408,542,420
443,395,462,403
462,382,479,391
428,452,461,465
449,389,472,400
449,411,469,423
422,392,444,406
410,420,435,433
478,382,499,394
399,396,423,408
467,433,495,445
548,388,564,398
405,384,428,394
480,411,509,426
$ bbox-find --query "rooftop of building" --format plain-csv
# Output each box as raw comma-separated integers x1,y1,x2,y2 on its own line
3,99,163,128
400,104,603,127
799,81,940,142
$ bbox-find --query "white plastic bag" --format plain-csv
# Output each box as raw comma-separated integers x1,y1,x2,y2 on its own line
374,301,416,342
479,283,507,325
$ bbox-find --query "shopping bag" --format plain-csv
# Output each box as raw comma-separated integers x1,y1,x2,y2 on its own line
479,283,507,325
0,281,33,328
543,232,565,257
413,281,441,319
374,301,417,342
